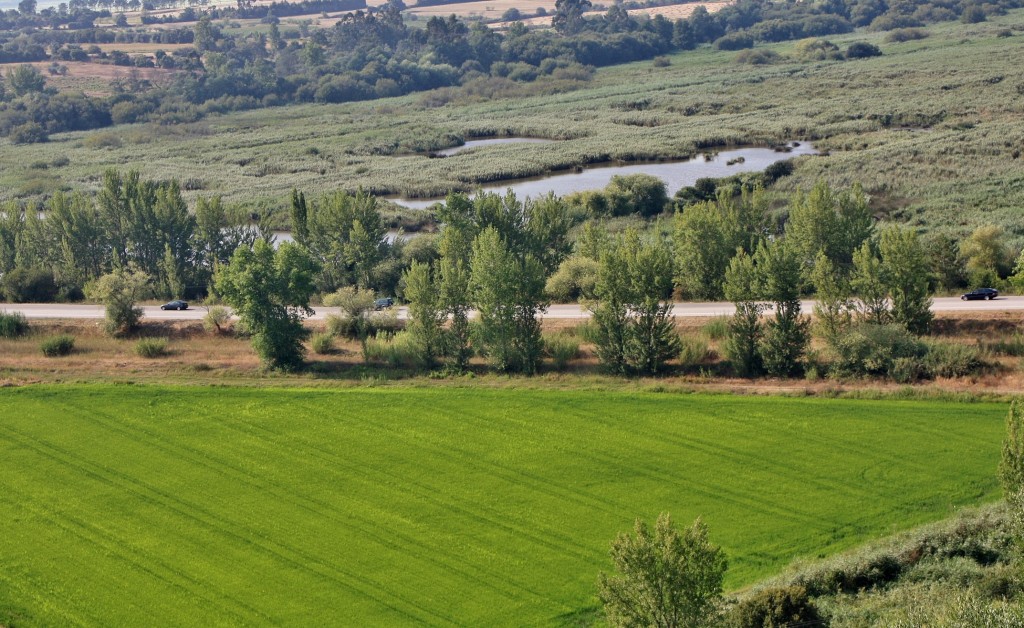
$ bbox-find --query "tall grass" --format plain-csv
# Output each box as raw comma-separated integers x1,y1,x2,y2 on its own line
985,334,1024,357
362,331,418,367
678,335,711,370
134,337,170,358
0,311,29,338
310,332,335,355
544,333,580,370
702,316,730,341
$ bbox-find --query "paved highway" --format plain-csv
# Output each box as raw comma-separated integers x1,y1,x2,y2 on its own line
2,296,1022,321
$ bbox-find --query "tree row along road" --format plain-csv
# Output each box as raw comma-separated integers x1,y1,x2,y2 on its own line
3,297,1023,321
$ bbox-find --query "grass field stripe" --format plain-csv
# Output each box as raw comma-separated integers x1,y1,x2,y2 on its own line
50,398,555,609
226,394,612,564
0,385,1006,624
1,479,266,625
0,422,457,626
204,408,571,606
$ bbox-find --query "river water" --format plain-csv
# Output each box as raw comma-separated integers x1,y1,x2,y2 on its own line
390,142,816,210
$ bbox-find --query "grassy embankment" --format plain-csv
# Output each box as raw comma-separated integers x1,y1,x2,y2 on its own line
1,12,1022,238
0,385,1008,624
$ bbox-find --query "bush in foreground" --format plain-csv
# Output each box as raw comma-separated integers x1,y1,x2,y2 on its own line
828,323,924,379
214,240,318,371
599,514,727,628
310,332,335,355
922,341,984,378
727,585,822,628
678,335,710,371
40,334,75,357
203,306,232,334
363,331,418,367
0,267,59,303
134,338,169,358
763,504,1012,598
0,311,30,338
84,267,150,336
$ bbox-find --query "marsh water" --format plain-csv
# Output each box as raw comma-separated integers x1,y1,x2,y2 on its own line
434,137,555,157
391,142,817,210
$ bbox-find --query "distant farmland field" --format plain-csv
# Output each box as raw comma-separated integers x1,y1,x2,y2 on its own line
0,386,1006,625
492,1,733,28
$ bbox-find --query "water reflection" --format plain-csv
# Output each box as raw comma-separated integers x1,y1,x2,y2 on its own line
392,143,817,210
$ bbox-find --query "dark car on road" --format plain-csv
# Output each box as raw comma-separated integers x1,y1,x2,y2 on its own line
961,288,998,301
160,300,189,310
374,297,394,310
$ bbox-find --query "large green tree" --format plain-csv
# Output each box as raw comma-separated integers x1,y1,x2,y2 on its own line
598,514,727,628
674,187,767,301
96,170,197,297
304,190,387,291
470,227,547,374
851,241,889,325
810,251,854,343
591,229,679,375
437,193,476,372
723,249,764,377
756,240,809,377
879,226,933,335
403,260,446,368
214,240,319,370
960,224,1011,287
786,181,873,286
552,0,592,34
5,65,45,96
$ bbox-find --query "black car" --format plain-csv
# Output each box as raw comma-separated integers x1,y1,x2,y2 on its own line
961,288,998,301
160,300,189,310
374,297,394,310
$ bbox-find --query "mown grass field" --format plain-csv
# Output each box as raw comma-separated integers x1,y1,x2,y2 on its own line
0,385,1007,625
2,11,1023,238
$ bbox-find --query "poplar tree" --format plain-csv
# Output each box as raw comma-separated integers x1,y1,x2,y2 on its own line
851,241,889,325
403,260,446,368
756,240,809,377
470,227,547,374
591,230,679,375
723,249,763,377
879,226,932,335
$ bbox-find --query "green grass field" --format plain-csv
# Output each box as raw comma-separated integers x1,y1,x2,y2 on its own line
0,386,1008,625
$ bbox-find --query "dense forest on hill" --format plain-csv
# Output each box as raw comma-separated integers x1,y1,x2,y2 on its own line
2,0,1022,141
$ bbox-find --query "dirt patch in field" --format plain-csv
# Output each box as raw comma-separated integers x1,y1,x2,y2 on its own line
625,2,733,20
93,42,193,55
0,61,179,96
2,310,1022,395
407,0,559,20
114,0,378,25
490,0,732,27
931,311,1024,338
